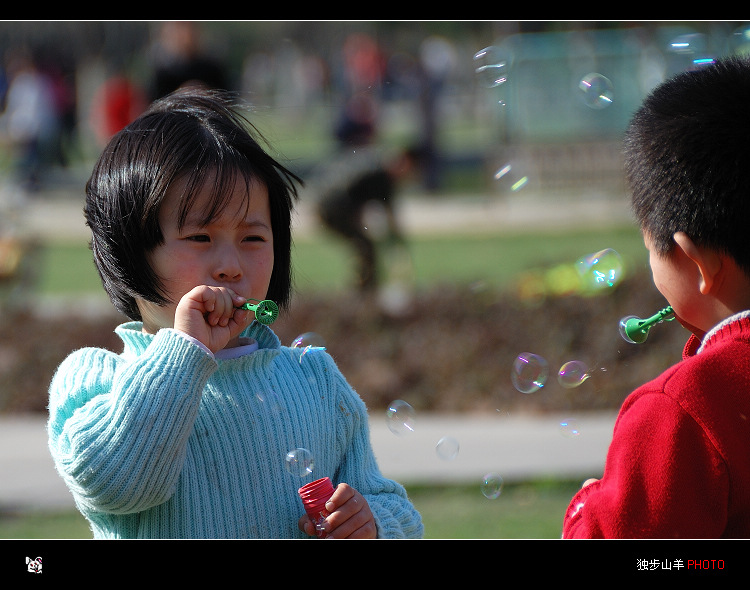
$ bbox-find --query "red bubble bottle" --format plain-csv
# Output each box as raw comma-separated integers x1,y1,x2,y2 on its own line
298,477,335,538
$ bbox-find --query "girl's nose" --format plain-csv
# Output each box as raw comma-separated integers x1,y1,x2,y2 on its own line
213,247,242,282
216,269,241,281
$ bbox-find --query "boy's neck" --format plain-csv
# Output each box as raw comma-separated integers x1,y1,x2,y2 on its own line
702,258,750,333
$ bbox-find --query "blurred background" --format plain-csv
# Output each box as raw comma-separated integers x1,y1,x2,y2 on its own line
1,21,749,539
1,19,747,411
0,20,745,199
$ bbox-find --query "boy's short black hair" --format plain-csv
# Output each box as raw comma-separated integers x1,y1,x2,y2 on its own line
624,55,750,275
85,88,301,321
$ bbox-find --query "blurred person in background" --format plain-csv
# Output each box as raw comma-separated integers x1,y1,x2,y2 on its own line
90,65,148,146
148,21,228,101
315,145,422,294
0,47,59,191
333,33,385,150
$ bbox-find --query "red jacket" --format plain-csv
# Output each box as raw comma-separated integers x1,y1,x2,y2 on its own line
563,313,750,538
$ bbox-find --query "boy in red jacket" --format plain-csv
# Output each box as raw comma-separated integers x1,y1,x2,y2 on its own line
563,56,750,538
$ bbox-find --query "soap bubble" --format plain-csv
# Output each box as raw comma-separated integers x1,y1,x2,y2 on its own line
668,32,706,55
730,25,750,56
578,73,614,109
385,399,416,435
473,45,510,88
285,447,315,477
291,332,326,363
618,315,642,344
481,473,505,499
435,436,460,461
576,248,624,291
557,360,591,389
292,332,326,349
494,161,529,192
559,418,582,438
511,352,549,394
667,33,714,70
255,389,285,416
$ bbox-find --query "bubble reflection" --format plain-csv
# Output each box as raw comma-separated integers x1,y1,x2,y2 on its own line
559,418,582,438
511,352,549,394
291,332,326,363
481,473,504,499
285,447,315,477
578,73,614,109
385,399,416,436
557,360,591,389
473,45,511,88
435,436,460,461
576,248,624,291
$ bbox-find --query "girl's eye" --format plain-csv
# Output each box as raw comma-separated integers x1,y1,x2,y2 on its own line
186,234,210,242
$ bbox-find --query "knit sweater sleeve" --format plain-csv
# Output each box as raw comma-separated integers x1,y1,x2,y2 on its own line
326,356,424,539
47,329,217,514
562,390,728,538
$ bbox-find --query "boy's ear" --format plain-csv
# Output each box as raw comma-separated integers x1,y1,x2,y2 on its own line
673,232,722,294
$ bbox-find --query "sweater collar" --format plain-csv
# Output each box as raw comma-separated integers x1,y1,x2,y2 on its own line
698,310,750,352
685,310,750,357
115,321,282,357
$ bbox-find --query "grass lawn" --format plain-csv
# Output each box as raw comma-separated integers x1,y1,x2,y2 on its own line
0,479,578,539
0,509,91,539
34,225,647,297
408,479,579,539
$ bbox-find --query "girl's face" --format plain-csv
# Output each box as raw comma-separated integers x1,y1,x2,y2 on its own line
138,175,274,337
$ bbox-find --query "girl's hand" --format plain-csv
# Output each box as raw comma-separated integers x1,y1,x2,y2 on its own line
298,483,377,539
174,285,251,353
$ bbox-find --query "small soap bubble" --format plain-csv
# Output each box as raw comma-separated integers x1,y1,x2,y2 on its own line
559,418,582,438
435,436,460,461
386,399,416,436
511,352,549,394
668,32,706,55
481,473,505,499
691,57,716,68
578,73,614,109
557,360,591,389
291,332,326,363
494,162,529,192
291,332,326,349
473,45,510,88
576,248,624,291
285,447,315,477
667,33,714,69
618,315,641,344
255,389,285,415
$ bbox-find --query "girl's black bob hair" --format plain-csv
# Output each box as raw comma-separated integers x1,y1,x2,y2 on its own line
84,88,301,321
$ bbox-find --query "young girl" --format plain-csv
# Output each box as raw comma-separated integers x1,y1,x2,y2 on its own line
47,89,423,539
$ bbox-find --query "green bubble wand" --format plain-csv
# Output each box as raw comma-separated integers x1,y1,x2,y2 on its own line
619,305,675,344
237,298,279,325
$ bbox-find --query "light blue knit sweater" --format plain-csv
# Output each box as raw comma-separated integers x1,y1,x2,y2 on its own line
47,321,423,539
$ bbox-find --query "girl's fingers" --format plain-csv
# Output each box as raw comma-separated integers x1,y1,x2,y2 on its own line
201,287,247,327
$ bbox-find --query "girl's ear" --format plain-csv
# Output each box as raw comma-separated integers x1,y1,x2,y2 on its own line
673,232,722,295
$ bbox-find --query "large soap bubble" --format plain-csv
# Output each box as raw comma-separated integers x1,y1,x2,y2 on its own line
285,447,315,477
576,248,624,291
385,399,416,436
511,352,549,394
557,360,592,389
473,45,511,88
578,72,614,109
